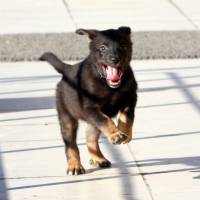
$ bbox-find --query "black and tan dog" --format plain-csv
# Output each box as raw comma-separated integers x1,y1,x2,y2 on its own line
40,26,137,175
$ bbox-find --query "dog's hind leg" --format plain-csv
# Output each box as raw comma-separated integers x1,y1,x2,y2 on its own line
86,124,111,168
56,96,85,175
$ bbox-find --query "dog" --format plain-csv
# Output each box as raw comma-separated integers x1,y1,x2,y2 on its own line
40,26,137,175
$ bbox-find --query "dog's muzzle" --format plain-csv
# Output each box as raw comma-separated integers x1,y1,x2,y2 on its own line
102,65,124,88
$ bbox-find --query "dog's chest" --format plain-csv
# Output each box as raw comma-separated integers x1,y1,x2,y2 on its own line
99,91,125,116
109,94,120,104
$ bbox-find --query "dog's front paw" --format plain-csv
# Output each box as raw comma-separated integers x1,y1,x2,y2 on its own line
109,131,128,144
122,134,132,144
67,163,85,175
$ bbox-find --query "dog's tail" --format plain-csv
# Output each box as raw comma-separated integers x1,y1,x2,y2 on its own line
39,52,67,74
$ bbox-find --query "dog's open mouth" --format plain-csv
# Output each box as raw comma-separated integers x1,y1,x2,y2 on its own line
102,65,123,88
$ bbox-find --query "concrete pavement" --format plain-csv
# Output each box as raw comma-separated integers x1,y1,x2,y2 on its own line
0,1,200,199
0,59,200,199
0,0,200,61
0,0,199,34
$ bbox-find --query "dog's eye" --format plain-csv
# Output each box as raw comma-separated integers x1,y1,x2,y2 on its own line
99,45,107,52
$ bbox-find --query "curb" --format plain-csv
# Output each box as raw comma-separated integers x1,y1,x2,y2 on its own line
0,31,200,61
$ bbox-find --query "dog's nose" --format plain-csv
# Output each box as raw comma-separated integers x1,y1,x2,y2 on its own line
111,57,120,65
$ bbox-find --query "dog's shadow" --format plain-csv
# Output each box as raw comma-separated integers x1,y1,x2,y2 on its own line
85,162,132,175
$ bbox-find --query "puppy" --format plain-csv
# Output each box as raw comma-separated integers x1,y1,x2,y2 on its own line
40,26,137,175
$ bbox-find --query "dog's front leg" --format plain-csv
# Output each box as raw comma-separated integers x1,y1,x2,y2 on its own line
118,106,135,144
84,106,128,144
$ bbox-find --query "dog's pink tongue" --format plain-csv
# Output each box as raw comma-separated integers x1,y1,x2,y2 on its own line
106,66,120,81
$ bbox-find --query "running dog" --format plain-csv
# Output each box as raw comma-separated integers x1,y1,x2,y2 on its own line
40,26,137,175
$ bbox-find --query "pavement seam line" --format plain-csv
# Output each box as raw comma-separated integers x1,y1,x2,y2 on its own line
168,0,199,29
127,144,155,200
62,0,78,29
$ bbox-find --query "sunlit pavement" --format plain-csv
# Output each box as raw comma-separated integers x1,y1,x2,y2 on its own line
0,59,200,200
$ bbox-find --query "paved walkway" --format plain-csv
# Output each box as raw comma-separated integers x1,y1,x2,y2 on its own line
0,0,200,34
0,59,200,200
0,1,200,199
0,0,200,61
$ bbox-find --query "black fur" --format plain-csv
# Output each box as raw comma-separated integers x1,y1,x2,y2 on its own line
40,26,137,175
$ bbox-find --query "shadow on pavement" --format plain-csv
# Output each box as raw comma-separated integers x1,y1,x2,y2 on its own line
0,148,9,200
0,88,54,96
139,83,200,93
168,72,200,115
0,75,59,84
137,101,190,109
135,65,200,73
103,139,136,200
0,96,55,113
2,137,138,199
7,173,138,191
138,74,200,83
191,170,200,179
1,65,200,198
134,131,200,141
0,141,87,154
129,156,200,179
0,114,56,122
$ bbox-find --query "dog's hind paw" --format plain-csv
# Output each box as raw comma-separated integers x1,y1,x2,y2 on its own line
67,163,85,175
90,158,111,168
109,131,128,145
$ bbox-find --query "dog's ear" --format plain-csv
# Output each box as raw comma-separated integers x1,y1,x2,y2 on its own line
118,26,131,35
75,29,98,40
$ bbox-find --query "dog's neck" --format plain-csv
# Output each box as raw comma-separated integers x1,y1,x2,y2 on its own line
85,56,104,79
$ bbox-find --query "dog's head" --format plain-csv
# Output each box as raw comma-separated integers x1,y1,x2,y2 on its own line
76,27,132,88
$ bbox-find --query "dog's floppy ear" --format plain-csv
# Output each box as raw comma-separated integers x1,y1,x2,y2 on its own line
76,29,98,40
118,26,131,35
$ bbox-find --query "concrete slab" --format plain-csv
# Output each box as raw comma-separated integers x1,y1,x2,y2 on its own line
0,0,74,34
173,0,200,29
1,135,152,200
0,0,195,34
0,61,153,200
67,0,194,31
130,59,200,200
0,0,200,61
0,59,200,199
0,0,199,34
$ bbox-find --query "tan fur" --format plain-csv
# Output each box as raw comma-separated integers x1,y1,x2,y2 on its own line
86,125,105,162
118,109,133,144
100,117,119,136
